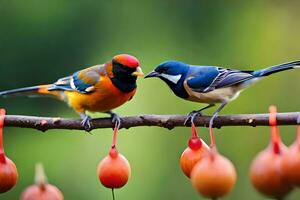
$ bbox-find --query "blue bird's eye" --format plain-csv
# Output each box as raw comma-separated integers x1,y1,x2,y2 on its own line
158,67,168,73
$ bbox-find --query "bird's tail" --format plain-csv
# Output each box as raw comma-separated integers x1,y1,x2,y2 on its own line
253,61,300,77
0,84,63,99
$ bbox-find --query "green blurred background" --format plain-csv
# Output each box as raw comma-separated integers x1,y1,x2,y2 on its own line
1,0,300,199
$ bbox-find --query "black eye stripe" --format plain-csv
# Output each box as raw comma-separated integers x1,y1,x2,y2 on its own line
110,60,137,93
158,68,167,73
113,61,136,74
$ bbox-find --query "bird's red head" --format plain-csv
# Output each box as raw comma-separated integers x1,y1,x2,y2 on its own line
113,54,140,68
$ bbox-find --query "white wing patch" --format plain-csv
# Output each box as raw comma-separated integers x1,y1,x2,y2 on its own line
160,74,182,84
70,77,77,90
85,86,95,92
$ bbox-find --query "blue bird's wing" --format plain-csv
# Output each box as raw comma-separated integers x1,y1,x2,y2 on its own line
49,65,102,93
186,66,254,93
214,68,254,88
186,66,220,93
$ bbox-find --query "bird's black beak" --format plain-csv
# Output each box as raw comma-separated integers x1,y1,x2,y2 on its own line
145,70,159,78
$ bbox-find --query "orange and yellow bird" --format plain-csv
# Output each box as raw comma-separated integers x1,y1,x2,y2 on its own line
0,54,144,130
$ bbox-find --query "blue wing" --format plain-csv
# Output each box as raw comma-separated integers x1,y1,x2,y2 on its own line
48,65,102,93
186,65,254,93
186,66,220,92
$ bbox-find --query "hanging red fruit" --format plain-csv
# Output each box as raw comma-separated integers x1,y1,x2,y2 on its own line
97,148,131,189
97,125,131,199
180,123,209,178
0,108,18,193
249,106,292,199
281,116,300,186
21,163,64,200
191,127,237,199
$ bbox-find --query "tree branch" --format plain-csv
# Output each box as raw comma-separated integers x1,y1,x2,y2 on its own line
3,112,300,132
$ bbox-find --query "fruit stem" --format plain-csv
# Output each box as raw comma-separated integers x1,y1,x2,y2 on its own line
191,122,198,138
209,144,218,161
209,127,216,148
269,106,281,154
0,109,6,164
111,125,119,149
112,188,115,200
35,163,48,190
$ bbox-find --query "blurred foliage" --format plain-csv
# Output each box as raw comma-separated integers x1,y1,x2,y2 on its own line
1,0,300,199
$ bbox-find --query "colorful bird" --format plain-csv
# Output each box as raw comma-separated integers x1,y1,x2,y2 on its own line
0,54,144,130
145,60,300,129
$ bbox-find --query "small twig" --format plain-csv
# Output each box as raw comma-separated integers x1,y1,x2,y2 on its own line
2,112,300,132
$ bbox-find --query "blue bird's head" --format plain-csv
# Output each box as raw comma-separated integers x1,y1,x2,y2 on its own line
145,61,190,98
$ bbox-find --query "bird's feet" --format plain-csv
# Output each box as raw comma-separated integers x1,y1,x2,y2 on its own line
80,114,92,132
111,113,121,128
184,111,203,125
107,111,122,129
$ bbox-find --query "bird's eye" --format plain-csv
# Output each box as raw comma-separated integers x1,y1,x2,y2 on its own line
158,68,168,73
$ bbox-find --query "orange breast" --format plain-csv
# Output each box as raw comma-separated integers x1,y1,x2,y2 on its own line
64,76,136,113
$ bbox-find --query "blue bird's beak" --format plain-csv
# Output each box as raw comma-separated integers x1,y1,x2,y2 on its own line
145,71,159,78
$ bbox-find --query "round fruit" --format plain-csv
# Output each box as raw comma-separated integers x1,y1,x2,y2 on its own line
191,151,236,199
281,141,300,186
97,148,131,189
21,184,64,200
180,138,209,178
0,156,18,193
250,146,292,199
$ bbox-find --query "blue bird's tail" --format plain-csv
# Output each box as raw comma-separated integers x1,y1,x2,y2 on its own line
253,61,300,77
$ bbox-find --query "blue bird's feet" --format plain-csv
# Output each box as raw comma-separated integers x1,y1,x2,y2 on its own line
184,111,203,125
80,114,92,132
184,104,216,125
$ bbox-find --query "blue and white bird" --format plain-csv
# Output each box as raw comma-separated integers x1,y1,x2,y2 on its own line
145,60,300,128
